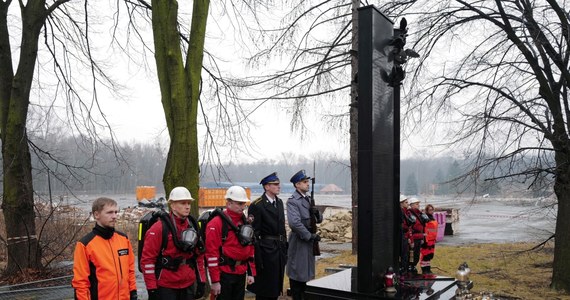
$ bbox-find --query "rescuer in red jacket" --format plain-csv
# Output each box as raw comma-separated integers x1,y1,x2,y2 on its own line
206,186,256,300
408,197,427,275
72,197,137,300
141,187,206,300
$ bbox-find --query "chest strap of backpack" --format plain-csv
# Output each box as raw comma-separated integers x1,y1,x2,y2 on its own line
155,213,200,277
216,210,248,271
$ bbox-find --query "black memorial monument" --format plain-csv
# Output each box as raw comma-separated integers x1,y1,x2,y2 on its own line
304,5,457,299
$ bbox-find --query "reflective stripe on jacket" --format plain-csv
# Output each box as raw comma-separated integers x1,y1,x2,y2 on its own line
424,219,438,246
140,214,206,290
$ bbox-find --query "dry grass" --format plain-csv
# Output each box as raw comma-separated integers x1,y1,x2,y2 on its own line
310,242,570,300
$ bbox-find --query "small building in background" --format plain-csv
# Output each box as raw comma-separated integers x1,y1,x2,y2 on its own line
320,183,344,195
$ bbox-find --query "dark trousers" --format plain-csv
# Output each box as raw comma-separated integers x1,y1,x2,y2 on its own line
157,286,194,300
400,234,409,272
289,279,307,300
218,272,246,300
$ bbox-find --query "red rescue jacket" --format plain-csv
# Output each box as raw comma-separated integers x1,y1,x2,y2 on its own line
140,213,206,290
205,209,256,283
409,208,425,240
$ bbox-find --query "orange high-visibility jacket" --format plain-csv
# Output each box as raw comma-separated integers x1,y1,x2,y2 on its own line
72,228,137,300
424,219,438,246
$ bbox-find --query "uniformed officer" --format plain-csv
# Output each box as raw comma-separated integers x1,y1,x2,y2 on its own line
286,170,323,300
247,172,287,300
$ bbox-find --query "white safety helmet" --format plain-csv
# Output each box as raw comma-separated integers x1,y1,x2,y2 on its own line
399,195,408,202
408,197,420,204
225,186,250,203
168,187,194,201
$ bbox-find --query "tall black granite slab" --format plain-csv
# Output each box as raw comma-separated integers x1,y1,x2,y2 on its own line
305,5,457,299
356,5,400,293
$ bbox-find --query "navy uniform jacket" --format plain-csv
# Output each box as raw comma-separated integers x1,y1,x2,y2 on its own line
247,193,287,297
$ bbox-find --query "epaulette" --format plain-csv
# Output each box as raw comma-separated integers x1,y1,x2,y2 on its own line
251,196,263,205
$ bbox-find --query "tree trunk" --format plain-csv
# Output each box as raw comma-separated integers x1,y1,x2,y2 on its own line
0,1,48,274
2,127,41,274
350,0,359,255
552,149,570,291
151,0,209,217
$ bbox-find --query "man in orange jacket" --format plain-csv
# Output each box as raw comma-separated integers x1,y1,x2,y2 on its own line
72,197,137,300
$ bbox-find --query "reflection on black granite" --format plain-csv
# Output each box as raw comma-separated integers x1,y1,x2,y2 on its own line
305,268,457,300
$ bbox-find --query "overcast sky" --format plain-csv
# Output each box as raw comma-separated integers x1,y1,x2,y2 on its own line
98,63,350,162
16,1,434,162
88,2,353,163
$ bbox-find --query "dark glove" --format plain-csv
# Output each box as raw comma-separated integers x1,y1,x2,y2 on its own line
310,207,319,216
311,208,323,223
130,290,137,300
310,233,321,242
147,289,159,300
195,282,206,299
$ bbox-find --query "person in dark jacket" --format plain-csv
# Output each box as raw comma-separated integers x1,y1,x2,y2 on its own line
247,172,287,300
399,194,413,274
286,170,323,300
72,197,137,300
141,187,206,300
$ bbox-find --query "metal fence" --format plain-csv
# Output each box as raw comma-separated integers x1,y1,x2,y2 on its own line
0,275,74,300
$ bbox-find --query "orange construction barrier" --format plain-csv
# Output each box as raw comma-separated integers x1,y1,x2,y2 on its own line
136,186,156,202
198,187,251,207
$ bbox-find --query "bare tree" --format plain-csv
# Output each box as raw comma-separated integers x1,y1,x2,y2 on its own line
220,0,570,291
0,1,125,275
388,0,570,291
116,0,275,213
219,0,358,251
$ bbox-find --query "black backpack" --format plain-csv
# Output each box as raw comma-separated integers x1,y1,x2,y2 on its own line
137,209,202,273
197,208,250,243
197,208,253,271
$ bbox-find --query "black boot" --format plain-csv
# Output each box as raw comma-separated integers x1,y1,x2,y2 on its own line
421,266,429,274
426,266,432,274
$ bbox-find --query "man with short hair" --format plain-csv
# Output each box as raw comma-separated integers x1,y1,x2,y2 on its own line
286,170,323,300
72,197,137,300
206,185,256,300
247,172,287,300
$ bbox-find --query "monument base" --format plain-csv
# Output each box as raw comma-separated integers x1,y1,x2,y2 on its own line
305,268,458,300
